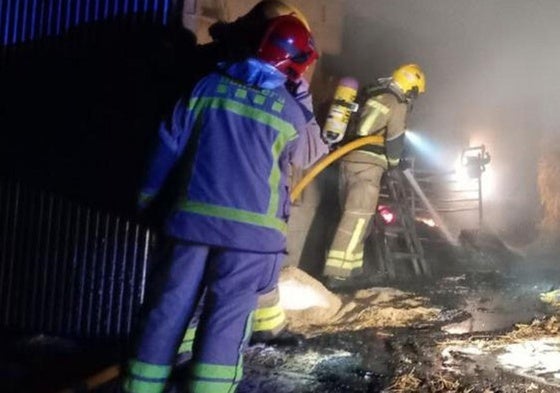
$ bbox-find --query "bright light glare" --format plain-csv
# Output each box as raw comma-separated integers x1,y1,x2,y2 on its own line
406,130,431,154
452,151,497,199
405,130,444,166
453,155,472,183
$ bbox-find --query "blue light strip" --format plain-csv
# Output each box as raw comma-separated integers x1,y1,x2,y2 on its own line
103,0,109,20
0,2,4,45
21,0,29,43
93,0,100,21
84,0,90,23
46,0,53,37
3,0,11,45
37,0,44,40
30,0,37,40
75,0,81,26
64,0,71,32
56,0,62,35
11,0,20,45
162,0,169,25
2,0,173,45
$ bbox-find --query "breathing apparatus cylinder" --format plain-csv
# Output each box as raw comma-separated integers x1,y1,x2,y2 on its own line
322,77,359,144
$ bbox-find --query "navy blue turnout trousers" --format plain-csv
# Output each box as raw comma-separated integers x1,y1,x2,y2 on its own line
123,240,283,393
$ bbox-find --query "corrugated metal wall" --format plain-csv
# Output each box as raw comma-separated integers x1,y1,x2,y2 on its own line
0,178,154,338
0,1,173,339
1,0,173,46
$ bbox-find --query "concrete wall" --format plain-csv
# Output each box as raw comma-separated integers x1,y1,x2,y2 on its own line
182,0,343,53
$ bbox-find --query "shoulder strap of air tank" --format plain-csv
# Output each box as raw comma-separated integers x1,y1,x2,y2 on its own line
360,84,405,104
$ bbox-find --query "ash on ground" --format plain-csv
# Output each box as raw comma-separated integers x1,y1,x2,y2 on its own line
237,229,560,393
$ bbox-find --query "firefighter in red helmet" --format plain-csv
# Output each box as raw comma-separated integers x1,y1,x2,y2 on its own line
168,2,325,357
121,15,324,393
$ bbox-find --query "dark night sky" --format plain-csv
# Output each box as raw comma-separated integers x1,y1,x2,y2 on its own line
326,0,560,240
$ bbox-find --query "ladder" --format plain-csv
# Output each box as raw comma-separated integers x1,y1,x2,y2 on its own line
372,169,431,279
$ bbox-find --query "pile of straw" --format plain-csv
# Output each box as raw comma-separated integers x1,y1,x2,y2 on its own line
386,371,476,393
538,149,560,231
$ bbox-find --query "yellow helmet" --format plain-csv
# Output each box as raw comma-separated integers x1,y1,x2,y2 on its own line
259,0,311,31
392,64,426,95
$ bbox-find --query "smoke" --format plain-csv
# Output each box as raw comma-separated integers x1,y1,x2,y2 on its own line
319,0,560,242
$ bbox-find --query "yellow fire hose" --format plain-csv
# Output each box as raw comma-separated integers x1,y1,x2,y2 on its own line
57,365,121,393
56,136,383,393
290,135,384,202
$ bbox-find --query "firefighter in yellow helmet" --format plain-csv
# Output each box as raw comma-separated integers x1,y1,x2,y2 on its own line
323,64,426,286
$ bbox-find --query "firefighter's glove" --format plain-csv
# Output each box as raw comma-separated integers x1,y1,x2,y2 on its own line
398,158,412,171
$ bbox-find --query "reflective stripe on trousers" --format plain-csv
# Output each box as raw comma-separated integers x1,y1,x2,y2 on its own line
123,241,283,393
177,287,287,353
252,286,286,334
324,159,384,278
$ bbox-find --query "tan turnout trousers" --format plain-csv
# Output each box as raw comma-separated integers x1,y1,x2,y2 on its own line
323,151,385,278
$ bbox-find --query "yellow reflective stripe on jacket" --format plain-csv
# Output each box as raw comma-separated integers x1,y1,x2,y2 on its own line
253,305,286,332
188,96,297,141
267,133,288,217
366,99,390,114
186,93,297,228
178,201,288,233
358,99,390,136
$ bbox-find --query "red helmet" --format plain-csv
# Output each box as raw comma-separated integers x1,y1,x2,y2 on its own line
257,15,319,81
